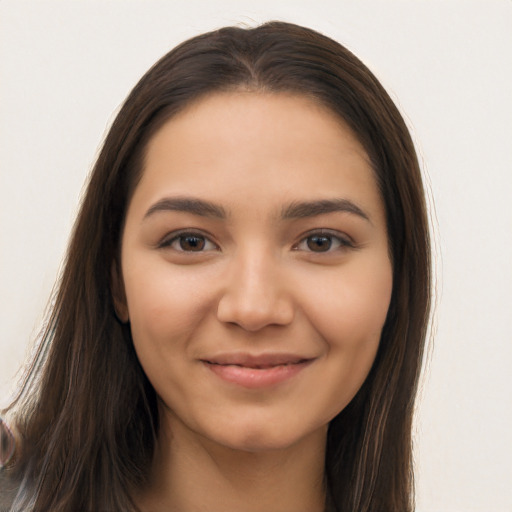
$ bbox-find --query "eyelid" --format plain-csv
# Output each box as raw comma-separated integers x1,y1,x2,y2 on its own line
156,228,354,253
292,229,355,252
158,229,219,252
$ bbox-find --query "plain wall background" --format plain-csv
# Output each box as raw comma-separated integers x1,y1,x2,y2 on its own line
1,1,511,510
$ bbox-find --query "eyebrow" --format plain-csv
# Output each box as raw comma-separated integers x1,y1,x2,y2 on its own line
144,197,227,219
143,196,370,223
281,198,371,222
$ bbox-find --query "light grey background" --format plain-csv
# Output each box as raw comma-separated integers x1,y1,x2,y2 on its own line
1,1,511,510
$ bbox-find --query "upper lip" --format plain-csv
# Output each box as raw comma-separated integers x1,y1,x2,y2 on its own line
201,353,314,368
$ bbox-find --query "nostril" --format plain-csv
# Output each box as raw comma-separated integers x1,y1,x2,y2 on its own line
216,264,294,330
217,296,294,332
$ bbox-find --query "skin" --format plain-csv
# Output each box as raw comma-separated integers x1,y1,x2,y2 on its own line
115,92,393,512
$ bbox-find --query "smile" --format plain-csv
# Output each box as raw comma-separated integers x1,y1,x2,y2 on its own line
201,354,315,388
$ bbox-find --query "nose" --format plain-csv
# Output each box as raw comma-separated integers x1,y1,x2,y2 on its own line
216,249,295,332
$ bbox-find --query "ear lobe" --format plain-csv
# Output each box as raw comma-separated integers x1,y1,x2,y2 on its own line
111,261,129,323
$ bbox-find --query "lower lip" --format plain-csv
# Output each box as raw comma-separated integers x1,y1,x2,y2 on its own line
203,360,313,389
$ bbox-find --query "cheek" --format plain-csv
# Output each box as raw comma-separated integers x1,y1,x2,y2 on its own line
301,258,392,409
306,257,392,345
122,261,215,361
121,263,219,410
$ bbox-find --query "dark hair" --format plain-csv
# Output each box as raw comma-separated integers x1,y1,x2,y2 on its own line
1,21,431,512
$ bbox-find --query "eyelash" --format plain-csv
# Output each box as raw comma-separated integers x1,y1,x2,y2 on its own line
159,230,219,252
159,229,354,254
292,230,355,253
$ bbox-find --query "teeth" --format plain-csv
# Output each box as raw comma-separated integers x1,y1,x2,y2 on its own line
220,363,289,369
208,361,303,368
241,363,292,369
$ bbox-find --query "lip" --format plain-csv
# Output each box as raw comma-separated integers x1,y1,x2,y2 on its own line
201,353,315,389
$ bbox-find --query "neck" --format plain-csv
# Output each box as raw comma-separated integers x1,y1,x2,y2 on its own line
137,412,328,512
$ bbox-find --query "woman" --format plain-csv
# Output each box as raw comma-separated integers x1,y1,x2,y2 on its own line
0,21,431,511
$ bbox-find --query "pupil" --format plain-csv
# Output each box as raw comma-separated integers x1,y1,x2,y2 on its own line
180,236,205,251
307,235,331,252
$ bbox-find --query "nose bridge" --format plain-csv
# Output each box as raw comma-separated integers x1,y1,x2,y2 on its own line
216,243,294,331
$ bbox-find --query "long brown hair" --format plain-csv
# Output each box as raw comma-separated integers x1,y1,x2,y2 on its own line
1,21,431,511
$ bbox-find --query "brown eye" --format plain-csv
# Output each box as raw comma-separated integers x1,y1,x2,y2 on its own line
160,232,218,252
179,235,206,251
306,235,332,252
294,231,354,254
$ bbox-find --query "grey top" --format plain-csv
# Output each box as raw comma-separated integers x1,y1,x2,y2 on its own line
0,471,17,512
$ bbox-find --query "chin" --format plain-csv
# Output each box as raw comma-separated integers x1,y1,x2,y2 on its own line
207,420,327,455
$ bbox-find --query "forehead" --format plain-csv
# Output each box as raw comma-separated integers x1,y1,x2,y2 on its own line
131,91,382,221
148,91,370,163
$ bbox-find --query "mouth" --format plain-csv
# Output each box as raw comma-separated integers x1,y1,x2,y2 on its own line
200,353,315,388
202,353,312,367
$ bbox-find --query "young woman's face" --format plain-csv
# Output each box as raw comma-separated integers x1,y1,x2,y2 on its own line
117,92,392,452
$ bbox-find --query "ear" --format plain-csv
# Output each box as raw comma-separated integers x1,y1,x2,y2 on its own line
111,260,129,323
